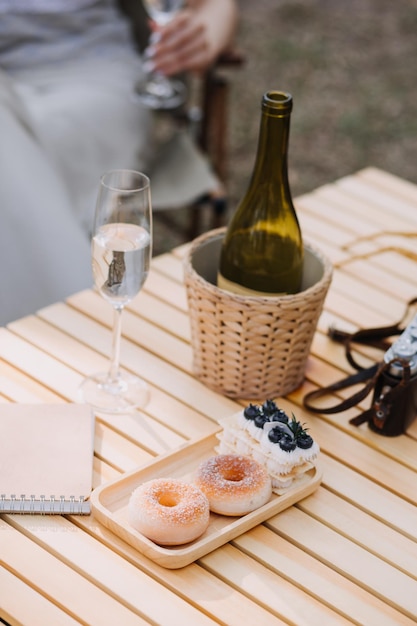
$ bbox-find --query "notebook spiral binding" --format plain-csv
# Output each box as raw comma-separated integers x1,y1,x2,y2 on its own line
0,494,91,515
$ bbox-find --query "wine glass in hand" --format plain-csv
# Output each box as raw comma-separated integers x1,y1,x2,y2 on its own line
134,0,186,110
80,170,152,413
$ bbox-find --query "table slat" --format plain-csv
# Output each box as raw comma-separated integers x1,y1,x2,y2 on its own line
0,567,80,626
1,519,149,626
266,507,417,620
233,525,416,626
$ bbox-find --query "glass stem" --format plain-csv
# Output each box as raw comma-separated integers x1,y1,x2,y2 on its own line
109,306,123,383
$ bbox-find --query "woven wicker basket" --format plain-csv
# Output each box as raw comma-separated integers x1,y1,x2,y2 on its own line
184,228,333,399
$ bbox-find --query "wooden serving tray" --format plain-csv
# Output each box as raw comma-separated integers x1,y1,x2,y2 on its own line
90,433,322,569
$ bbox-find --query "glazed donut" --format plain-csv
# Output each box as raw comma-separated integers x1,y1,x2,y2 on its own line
128,478,210,546
195,454,272,516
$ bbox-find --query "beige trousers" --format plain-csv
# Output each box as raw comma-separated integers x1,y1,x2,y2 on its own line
0,54,218,325
0,56,154,324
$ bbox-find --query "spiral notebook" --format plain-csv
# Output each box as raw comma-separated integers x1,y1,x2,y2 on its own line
0,403,94,515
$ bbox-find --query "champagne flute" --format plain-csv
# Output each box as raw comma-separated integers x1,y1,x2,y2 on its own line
80,170,152,413
134,0,186,110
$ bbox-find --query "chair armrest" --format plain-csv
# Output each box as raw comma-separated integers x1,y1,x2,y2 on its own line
196,48,245,181
217,49,246,68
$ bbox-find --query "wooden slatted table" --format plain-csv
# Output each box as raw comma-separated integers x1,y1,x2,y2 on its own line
1,167,417,625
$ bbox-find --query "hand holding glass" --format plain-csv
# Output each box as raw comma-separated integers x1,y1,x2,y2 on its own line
80,170,152,413
134,0,186,110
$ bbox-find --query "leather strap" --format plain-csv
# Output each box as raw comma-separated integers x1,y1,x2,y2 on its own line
303,297,417,423
328,296,417,371
303,363,379,414
303,359,410,420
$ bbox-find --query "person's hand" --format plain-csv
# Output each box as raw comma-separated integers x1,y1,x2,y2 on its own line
145,9,221,76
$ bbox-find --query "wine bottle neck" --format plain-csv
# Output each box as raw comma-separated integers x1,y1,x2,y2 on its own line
250,108,291,188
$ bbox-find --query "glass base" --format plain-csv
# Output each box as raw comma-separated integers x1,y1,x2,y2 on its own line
133,75,186,110
79,372,150,414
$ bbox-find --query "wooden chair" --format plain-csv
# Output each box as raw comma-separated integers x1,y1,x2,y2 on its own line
185,48,245,238
118,0,244,239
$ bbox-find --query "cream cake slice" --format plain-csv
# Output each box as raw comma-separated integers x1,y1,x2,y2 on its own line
216,400,319,494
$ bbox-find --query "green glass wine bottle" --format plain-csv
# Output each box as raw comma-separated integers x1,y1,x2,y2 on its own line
218,91,303,296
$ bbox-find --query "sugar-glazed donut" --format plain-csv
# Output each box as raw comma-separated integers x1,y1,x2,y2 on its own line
128,478,210,545
195,454,272,516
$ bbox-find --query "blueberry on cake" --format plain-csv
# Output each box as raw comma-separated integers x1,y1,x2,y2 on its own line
216,400,319,494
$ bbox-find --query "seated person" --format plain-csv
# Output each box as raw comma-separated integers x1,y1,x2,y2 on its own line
0,0,238,325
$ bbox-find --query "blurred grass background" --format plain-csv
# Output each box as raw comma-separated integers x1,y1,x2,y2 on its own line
153,0,417,255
